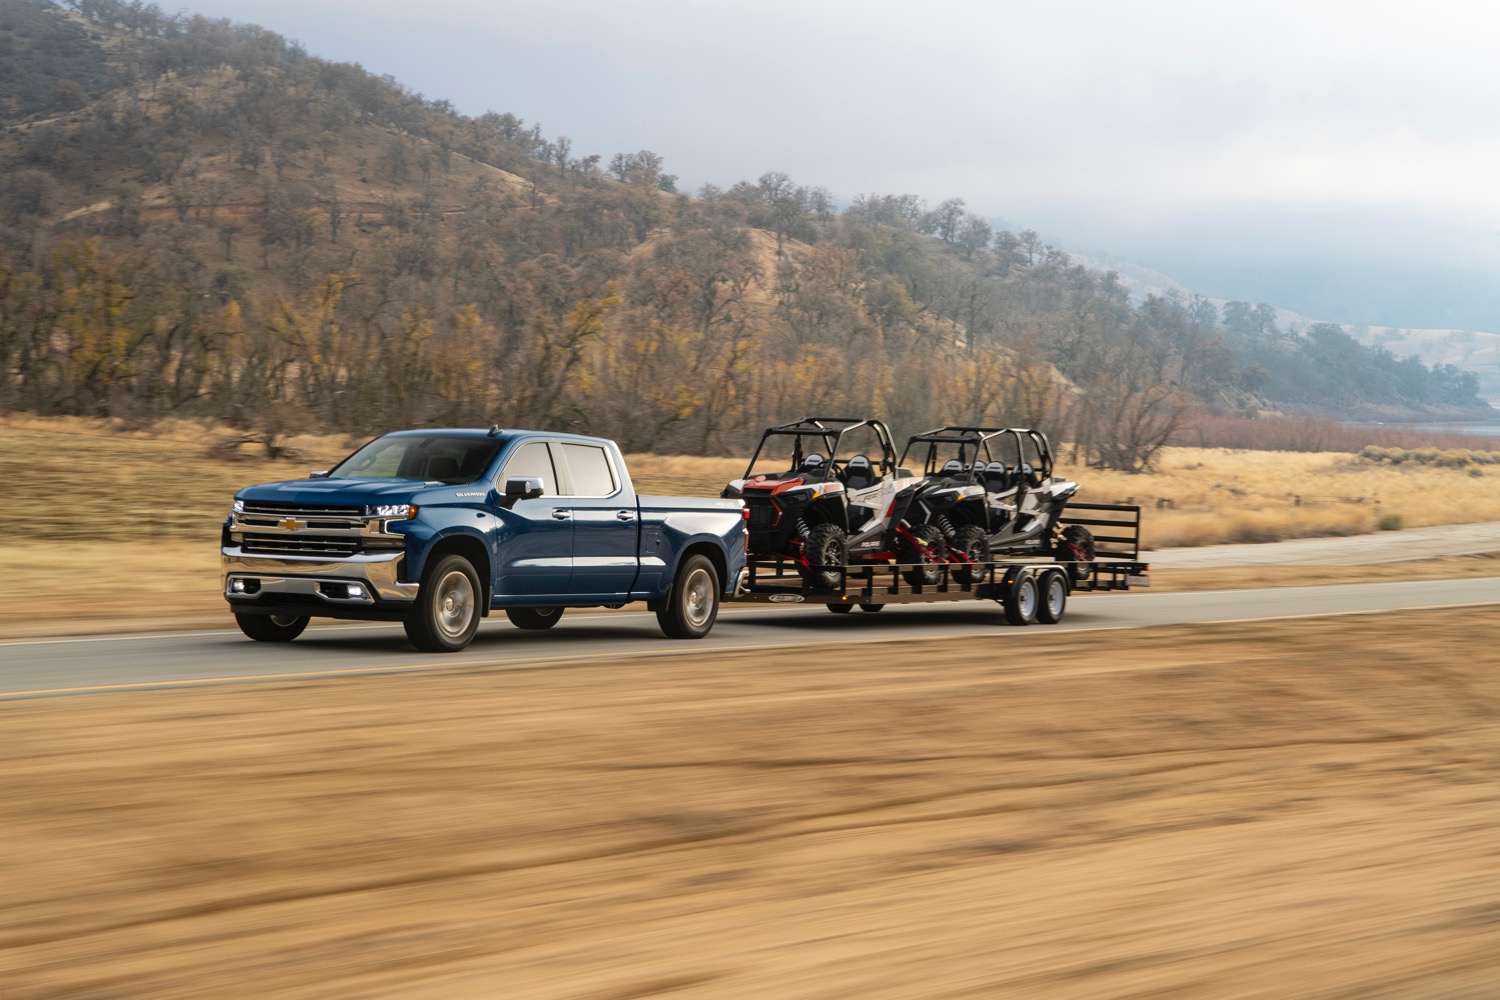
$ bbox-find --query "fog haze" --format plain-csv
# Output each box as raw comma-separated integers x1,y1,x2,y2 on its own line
180,0,1500,330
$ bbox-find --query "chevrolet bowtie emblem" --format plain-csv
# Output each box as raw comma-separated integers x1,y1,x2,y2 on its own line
278,517,305,531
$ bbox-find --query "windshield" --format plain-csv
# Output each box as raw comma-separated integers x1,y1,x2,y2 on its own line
329,435,503,485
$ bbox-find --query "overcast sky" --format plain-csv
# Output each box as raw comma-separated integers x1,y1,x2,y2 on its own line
177,0,1500,329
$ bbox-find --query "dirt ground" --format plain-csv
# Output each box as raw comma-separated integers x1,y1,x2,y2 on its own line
6,609,1500,998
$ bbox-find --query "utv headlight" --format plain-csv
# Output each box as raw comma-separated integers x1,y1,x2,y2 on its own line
364,503,418,519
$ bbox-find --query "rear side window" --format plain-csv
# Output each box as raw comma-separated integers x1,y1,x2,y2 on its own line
559,443,618,497
499,441,556,496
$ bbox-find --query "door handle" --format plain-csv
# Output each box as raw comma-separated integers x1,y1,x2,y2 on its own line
552,509,572,520
616,510,636,521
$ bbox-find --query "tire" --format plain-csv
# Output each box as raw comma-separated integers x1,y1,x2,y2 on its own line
1003,571,1039,626
825,602,855,614
1055,524,1096,583
1036,568,1068,624
858,603,884,613
506,606,564,630
404,554,483,652
899,522,946,587
949,524,992,585
657,554,720,639
235,612,308,642
802,523,848,592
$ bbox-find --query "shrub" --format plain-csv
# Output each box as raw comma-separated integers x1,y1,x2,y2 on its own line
1376,511,1404,531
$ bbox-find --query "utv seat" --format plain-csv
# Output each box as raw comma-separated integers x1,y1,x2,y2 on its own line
983,462,1011,493
939,459,965,478
843,455,876,490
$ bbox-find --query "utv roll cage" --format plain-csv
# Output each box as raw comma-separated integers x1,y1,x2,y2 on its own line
899,426,1055,490
740,417,901,486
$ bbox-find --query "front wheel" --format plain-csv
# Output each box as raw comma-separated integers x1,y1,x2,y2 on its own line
949,524,992,585
1003,571,1039,626
657,554,720,639
506,606,563,630
235,612,308,642
899,523,946,587
802,523,848,592
404,554,483,652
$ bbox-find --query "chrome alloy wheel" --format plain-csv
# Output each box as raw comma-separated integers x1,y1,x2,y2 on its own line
1044,575,1066,619
270,614,303,628
1016,576,1038,621
683,566,714,629
434,569,477,641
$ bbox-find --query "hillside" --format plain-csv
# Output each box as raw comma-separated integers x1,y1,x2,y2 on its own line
0,0,1488,470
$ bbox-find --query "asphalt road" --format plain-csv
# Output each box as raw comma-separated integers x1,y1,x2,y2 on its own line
5,576,1500,699
1145,520,1500,567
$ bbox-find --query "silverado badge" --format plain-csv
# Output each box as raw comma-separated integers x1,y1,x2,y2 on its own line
278,517,305,531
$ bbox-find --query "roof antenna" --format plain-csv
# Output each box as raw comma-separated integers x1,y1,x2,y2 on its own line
487,424,503,436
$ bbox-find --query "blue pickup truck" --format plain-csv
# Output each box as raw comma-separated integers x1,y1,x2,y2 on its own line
222,428,748,651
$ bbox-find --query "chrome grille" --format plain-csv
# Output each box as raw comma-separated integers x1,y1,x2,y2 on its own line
241,535,363,558
240,500,364,518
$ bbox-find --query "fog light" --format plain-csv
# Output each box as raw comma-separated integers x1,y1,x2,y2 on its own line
345,583,363,599
231,579,247,593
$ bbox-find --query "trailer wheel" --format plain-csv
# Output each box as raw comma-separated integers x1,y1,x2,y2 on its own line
1003,571,1039,626
657,554,719,639
506,606,564,630
825,602,854,614
1036,568,1068,624
858,603,884,613
949,524,991,584
235,613,308,642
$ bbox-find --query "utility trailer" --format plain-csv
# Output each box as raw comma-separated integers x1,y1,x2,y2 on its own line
729,502,1148,626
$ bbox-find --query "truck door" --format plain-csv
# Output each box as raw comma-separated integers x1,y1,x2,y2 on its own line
491,440,572,596
557,441,639,598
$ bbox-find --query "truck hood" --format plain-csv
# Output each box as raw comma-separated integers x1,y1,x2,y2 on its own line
236,478,461,507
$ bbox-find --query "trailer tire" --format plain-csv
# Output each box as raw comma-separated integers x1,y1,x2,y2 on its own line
825,602,854,614
859,603,884,613
803,523,848,591
1003,571,1039,626
235,613,308,643
1036,568,1068,624
404,554,483,652
506,606,564,630
657,554,719,639
949,524,991,584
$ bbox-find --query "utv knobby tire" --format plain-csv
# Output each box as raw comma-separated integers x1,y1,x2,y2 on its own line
657,554,720,639
235,612,308,643
506,606,564,630
1036,568,1068,624
1055,524,1096,583
949,524,992,585
899,523,946,587
802,523,848,592
404,554,483,652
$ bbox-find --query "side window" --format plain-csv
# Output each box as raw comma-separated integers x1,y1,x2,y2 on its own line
498,441,556,496
558,443,618,497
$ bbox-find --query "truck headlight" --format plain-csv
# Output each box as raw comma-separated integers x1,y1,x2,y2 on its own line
364,504,417,519
232,498,245,514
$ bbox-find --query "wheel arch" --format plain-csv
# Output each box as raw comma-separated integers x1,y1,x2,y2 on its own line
419,532,493,615
670,539,729,596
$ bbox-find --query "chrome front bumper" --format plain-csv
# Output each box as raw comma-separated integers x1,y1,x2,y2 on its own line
222,547,420,606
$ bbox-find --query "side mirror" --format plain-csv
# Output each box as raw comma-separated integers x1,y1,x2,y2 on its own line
502,476,545,508
309,470,331,479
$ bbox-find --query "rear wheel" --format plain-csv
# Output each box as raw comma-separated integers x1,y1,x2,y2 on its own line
825,602,854,614
802,523,848,592
858,603,884,613
899,523,947,587
235,613,308,643
1003,571,1039,626
1055,524,1096,583
404,554,483,652
1036,568,1068,624
506,606,563,630
657,554,720,639
949,524,991,585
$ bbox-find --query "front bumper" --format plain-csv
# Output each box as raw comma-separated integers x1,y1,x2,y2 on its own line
222,547,420,607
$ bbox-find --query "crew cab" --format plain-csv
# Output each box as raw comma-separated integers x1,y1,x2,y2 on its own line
222,428,748,651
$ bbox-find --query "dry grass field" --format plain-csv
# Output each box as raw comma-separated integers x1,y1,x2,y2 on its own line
5,415,1500,636
6,609,1500,998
